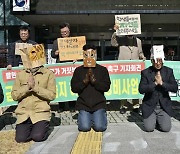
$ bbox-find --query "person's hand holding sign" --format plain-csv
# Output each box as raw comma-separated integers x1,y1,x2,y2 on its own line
113,24,119,31
55,50,59,56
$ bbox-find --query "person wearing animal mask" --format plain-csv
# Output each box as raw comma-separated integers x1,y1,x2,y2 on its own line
11,44,56,142
71,44,111,132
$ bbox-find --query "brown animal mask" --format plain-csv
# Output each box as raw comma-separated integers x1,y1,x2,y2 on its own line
83,49,96,67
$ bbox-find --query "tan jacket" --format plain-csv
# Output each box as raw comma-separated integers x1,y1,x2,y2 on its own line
11,67,56,124
111,32,145,60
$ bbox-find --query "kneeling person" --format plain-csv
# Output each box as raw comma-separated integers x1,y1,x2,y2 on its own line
139,45,178,132
71,45,111,132
11,44,56,142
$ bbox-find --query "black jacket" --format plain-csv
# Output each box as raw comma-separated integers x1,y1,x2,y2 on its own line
51,39,60,63
7,39,37,66
139,66,178,118
0,84,4,103
71,64,111,111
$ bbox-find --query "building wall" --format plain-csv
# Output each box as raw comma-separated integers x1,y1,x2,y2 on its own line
0,0,28,45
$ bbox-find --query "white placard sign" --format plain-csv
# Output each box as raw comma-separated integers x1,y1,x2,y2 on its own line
115,14,141,36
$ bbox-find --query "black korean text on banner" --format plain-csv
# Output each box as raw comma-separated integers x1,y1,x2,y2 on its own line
57,36,86,61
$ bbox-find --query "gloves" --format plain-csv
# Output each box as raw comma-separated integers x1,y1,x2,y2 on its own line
88,68,96,85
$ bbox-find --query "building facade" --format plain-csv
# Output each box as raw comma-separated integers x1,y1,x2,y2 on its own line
1,0,180,61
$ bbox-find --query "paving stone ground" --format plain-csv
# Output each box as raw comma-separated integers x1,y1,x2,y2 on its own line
0,101,179,154
0,101,180,131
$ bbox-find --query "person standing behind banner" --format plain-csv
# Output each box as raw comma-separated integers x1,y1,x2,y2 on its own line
7,25,37,70
51,22,71,63
139,45,178,132
51,22,75,112
71,45,111,132
111,24,146,114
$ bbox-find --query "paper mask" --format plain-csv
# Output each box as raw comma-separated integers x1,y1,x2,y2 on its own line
150,45,165,63
20,44,46,69
83,49,96,67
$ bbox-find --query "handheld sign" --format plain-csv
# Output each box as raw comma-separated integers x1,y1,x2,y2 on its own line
15,43,32,55
115,14,141,36
57,36,86,61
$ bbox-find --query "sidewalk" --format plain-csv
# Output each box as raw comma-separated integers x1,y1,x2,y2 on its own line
26,122,180,154
0,101,180,153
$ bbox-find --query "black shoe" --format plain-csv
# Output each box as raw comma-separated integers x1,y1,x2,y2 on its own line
70,109,76,112
57,108,64,113
120,108,126,114
133,108,141,114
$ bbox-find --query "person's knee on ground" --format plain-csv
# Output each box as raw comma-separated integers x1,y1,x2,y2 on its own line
158,119,172,132
143,117,156,132
78,122,91,132
92,109,107,132
15,122,31,143
144,123,156,132
157,110,172,132
31,131,49,142
93,123,107,132
159,124,171,132
15,134,30,143
78,110,91,132
31,120,50,142
143,111,157,132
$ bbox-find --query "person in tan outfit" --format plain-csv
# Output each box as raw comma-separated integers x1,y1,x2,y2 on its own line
11,45,56,143
111,25,146,114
